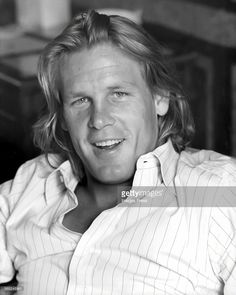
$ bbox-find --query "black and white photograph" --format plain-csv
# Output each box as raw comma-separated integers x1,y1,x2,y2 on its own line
0,0,236,294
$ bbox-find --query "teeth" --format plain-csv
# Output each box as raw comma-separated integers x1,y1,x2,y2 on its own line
95,139,123,147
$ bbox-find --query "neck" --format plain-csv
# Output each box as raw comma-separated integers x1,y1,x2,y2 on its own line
82,175,133,211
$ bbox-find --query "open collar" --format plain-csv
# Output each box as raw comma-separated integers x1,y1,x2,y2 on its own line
135,139,180,186
44,157,79,203
152,139,180,186
44,139,179,202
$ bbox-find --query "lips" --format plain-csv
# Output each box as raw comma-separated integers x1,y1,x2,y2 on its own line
92,139,125,150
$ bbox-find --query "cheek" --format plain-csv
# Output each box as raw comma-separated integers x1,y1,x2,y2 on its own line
63,110,88,145
141,115,158,145
135,100,158,129
121,100,157,132
137,102,159,147
64,108,85,132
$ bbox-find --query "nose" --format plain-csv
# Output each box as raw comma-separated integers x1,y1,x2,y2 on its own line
88,102,115,129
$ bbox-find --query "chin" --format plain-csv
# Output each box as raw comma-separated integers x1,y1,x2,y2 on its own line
93,166,135,185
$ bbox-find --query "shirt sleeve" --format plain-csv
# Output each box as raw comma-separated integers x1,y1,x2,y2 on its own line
221,234,236,295
0,154,57,284
0,180,15,283
208,167,236,295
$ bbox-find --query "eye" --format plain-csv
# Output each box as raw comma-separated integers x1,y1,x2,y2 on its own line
113,91,128,98
72,97,90,106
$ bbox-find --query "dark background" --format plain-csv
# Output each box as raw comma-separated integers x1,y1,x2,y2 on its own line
0,0,236,184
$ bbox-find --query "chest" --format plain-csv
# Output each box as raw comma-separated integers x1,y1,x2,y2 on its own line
8,205,218,294
62,202,103,234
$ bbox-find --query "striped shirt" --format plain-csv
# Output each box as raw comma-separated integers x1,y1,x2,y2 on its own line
1,140,236,294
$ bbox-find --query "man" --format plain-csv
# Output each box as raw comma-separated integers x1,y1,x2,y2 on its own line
0,10,236,295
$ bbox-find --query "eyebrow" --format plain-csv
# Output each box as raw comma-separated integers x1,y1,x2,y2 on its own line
107,80,138,89
67,91,88,100
106,85,132,91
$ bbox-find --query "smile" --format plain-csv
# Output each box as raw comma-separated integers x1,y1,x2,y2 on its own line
93,139,125,149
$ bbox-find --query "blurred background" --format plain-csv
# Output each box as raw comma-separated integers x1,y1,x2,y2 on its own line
0,0,236,183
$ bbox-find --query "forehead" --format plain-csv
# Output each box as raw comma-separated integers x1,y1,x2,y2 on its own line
60,43,147,91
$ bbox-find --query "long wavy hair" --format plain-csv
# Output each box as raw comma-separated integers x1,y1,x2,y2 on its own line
34,10,195,178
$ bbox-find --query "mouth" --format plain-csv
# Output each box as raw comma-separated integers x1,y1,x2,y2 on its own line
92,139,125,150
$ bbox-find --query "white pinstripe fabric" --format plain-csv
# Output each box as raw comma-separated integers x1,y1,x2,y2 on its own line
1,140,236,294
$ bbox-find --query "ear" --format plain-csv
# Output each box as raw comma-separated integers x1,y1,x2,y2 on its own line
153,93,169,116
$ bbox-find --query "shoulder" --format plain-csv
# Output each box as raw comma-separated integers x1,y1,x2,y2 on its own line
0,153,64,197
176,148,236,186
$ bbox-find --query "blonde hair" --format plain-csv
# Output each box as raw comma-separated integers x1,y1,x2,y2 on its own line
34,10,195,177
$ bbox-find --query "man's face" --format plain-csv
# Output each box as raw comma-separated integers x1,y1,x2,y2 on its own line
60,43,167,184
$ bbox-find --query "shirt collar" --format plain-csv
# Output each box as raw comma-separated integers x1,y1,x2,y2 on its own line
44,158,79,203
44,139,179,202
135,139,179,186
152,139,179,185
